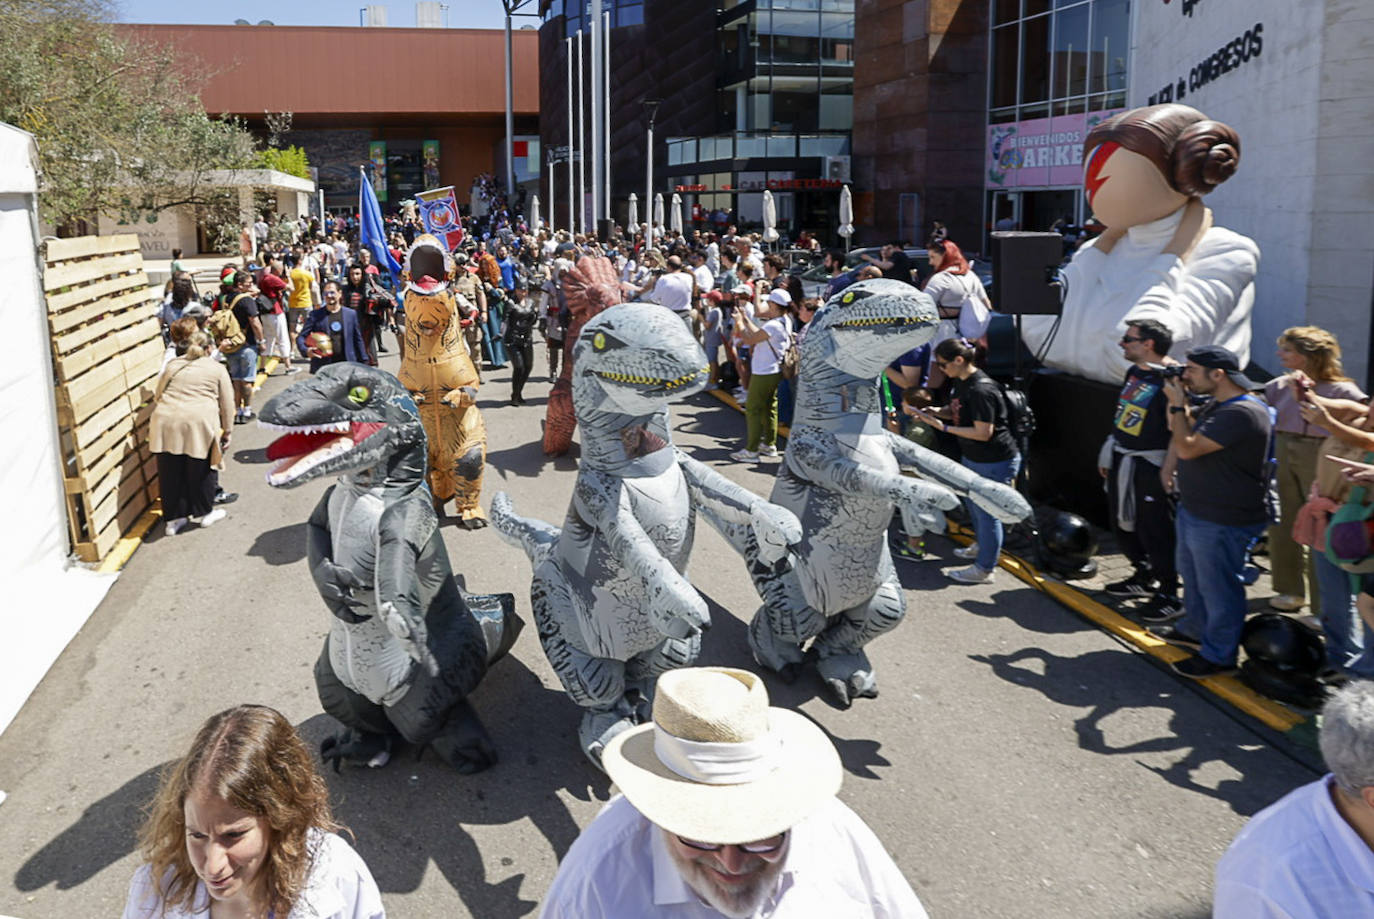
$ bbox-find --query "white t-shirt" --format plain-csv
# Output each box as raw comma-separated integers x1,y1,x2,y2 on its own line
540,794,928,919
123,830,384,919
751,315,792,375
1214,774,1374,918
924,269,991,343
691,264,714,296
650,271,695,314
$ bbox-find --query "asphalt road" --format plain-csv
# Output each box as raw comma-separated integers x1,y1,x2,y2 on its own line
0,347,1319,918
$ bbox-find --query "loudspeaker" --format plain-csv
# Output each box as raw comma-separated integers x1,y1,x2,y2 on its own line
991,231,1064,315
597,218,614,244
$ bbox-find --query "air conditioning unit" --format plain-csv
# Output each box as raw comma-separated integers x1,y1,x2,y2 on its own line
824,155,851,183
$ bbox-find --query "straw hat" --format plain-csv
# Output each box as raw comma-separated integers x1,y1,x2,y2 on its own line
602,667,842,845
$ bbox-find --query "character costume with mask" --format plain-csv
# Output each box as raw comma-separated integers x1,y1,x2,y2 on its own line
543,255,622,456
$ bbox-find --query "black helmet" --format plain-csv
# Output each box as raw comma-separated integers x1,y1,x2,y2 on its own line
1241,614,1324,674
1239,659,1328,710
1035,511,1098,577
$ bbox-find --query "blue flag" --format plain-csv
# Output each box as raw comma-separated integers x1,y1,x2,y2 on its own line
359,165,402,284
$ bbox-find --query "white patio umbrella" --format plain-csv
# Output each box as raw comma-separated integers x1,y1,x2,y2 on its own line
653,192,665,240
838,184,854,252
670,193,683,235
529,195,541,231
761,189,779,247
627,193,639,233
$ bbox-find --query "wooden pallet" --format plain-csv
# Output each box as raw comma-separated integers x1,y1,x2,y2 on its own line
44,235,163,562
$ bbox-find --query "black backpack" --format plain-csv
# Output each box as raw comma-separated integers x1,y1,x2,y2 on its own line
999,382,1036,445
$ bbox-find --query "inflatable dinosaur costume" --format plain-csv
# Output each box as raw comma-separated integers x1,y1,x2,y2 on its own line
543,255,622,455
399,235,488,528
260,364,522,773
493,304,802,765
697,279,1033,707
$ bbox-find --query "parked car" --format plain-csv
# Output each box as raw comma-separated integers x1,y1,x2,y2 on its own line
791,247,928,301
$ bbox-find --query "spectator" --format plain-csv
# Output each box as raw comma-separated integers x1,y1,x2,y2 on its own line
821,248,856,301
287,251,318,339
861,241,915,285
544,257,570,380
539,667,928,918
503,282,539,405
149,319,235,536
908,337,1021,584
923,238,991,389
495,244,518,293
729,288,795,463
298,281,369,373
123,705,383,919
648,255,696,329
159,275,194,344
221,271,263,424
700,290,727,391
1151,345,1275,679
1098,319,1182,622
1264,327,1366,614
252,213,269,255
256,261,297,375
451,253,487,377
1214,681,1374,916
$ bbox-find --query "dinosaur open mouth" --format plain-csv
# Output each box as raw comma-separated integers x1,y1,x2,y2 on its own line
593,367,707,391
260,420,387,486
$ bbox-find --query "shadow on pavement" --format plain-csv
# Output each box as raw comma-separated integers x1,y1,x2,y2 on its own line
968,646,1317,816
247,522,308,566
485,441,580,481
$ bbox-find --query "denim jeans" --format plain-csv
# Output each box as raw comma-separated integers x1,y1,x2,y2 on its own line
1314,552,1374,677
1175,506,1266,666
482,300,507,367
962,454,1021,571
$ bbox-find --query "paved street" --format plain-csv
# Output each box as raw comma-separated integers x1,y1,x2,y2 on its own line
0,351,1319,919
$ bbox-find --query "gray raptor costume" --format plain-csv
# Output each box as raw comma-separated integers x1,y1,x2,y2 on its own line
260,364,522,774
492,304,802,765
696,278,1032,707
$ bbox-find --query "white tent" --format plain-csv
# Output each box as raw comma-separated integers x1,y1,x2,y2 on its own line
627,193,639,232
669,193,683,234
653,193,665,240
762,190,779,245
529,194,542,231
0,123,114,737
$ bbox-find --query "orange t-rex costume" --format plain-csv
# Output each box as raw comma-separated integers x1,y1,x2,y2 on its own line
542,255,625,455
398,236,488,528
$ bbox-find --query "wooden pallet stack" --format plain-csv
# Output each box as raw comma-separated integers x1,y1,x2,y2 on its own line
43,235,164,562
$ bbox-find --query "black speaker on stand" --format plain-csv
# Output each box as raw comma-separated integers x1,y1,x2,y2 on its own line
990,231,1064,387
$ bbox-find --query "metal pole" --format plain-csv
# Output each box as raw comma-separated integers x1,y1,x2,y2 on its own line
646,118,654,241
589,0,602,232
566,36,573,236
576,29,586,234
603,7,612,232
548,149,556,234
504,11,515,203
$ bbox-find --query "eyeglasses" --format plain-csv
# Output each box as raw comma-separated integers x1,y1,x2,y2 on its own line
1120,336,1145,343
677,832,787,854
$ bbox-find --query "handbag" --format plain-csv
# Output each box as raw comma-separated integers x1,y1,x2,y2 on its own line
1292,482,1339,550
764,317,800,380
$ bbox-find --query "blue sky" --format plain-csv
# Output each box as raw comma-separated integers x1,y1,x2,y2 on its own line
112,0,534,29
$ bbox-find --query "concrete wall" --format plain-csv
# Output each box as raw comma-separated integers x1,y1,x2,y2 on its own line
97,207,197,262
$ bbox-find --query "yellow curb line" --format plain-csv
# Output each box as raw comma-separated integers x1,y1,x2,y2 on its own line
945,524,1306,733
255,356,280,389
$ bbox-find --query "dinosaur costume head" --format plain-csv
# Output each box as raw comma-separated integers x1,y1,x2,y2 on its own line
260,364,426,490
806,278,939,380
403,233,453,296
573,304,709,418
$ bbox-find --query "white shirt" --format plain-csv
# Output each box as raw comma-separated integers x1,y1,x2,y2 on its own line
650,271,696,314
123,830,384,919
1215,775,1374,918
751,316,792,375
706,241,720,274
924,270,991,344
692,264,715,296
540,795,927,919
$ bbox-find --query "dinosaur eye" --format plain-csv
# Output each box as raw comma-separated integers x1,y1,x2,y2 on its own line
348,385,370,404
593,332,607,351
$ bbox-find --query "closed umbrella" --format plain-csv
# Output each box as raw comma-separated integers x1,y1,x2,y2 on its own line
670,193,683,235
529,195,541,231
838,184,854,252
761,189,779,247
653,192,665,240
627,193,639,233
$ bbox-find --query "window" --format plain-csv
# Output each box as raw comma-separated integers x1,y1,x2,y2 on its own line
1090,0,1129,94
993,0,1020,24
991,0,1129,121
1051,2,1089,110
1020,14,1051,116
990,25,1019,109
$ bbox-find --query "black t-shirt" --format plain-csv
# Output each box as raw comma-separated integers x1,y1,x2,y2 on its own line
884,250,914,285
230,293,261,349
1177,395,1273,526
950,370,1019,463
1111,364,1172,451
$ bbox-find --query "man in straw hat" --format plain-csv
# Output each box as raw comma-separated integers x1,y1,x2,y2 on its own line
540,667,927,917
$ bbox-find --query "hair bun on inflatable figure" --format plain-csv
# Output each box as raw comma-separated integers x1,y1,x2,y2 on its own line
1084,103,1241,198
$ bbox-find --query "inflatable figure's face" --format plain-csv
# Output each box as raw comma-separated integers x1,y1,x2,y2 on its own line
576,304,709,416
809,278,938,379
260,364,424,488
407,291,454,338
1083,142,1188,229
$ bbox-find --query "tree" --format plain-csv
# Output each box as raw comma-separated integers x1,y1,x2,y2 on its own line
0,0,258,230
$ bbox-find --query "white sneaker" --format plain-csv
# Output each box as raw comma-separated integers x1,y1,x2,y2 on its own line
947,564,994,584
953,543,980,560
165,516,189,536
730,449,760,462
758,444,779,457
732,388,747,400
197,508,227,528
1269,594,1305,612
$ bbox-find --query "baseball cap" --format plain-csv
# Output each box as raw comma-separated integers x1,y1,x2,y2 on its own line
767,288,792,306
731,285,752,297
1186,344,1259,390
705,290,726,303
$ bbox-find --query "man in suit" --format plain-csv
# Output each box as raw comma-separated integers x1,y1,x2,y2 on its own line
297,280,370,373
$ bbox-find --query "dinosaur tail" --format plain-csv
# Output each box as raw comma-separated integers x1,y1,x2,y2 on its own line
490,491,560,569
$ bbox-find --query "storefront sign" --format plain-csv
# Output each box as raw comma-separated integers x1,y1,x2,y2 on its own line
676,178,843,193
985,110,1125,188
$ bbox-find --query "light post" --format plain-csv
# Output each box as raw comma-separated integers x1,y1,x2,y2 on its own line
642,99,660,241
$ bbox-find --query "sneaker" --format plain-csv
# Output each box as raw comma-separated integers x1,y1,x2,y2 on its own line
197,508,227,528
282,365,301,374
1104,572,1160,598
732,389,747,401
729,449,760,462
758,444,779,457
1171,655,1238,680
1138,594,1183,624
241,406,254,420
164,516,189,536
947,564,994,584
1269,594,1306,612
891,539,926,562
1149,624,1201,650
213,490,239,506
953,544,980,560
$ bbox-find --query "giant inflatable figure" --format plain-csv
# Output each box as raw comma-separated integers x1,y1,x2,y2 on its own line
1021,103,1259,384
493,304,802,765
697,279,1033,707
399,234,489,528
261,364,522,774
543,255,622,455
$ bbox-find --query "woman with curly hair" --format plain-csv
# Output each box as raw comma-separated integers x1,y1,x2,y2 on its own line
123,705,383,918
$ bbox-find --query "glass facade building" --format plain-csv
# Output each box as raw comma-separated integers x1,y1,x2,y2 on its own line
543,0,645,31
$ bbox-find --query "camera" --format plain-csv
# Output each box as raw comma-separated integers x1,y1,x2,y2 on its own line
1147,363,1186,379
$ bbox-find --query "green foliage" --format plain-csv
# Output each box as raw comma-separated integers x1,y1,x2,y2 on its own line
0,0,257,229
254,145,311,179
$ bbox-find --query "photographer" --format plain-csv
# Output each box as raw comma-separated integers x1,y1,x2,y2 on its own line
1097,320,1181,622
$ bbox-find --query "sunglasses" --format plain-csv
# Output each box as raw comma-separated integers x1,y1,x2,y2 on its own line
1120,335,1145,343
934,358,951,369
677,832,787,854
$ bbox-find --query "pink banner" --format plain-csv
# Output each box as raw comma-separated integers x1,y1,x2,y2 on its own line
986,110,1125,189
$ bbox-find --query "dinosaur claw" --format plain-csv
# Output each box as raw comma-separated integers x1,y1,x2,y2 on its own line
822,677,853,709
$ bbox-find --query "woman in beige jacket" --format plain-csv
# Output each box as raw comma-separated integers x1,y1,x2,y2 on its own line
151,319,235,535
